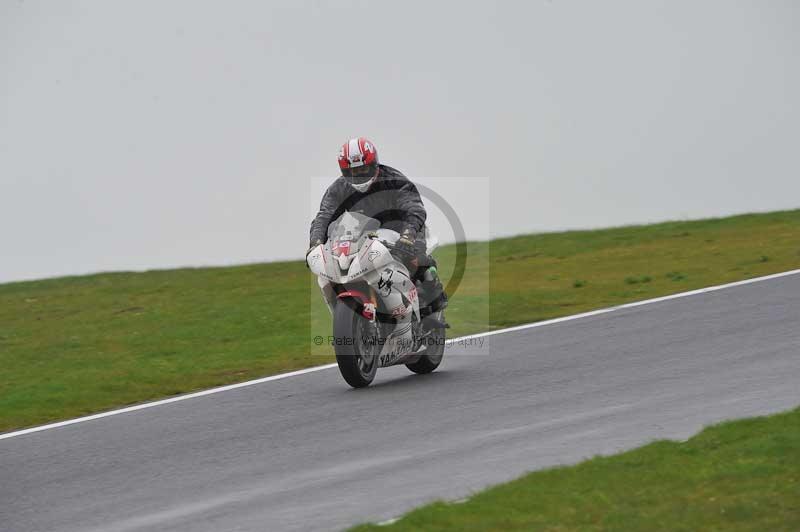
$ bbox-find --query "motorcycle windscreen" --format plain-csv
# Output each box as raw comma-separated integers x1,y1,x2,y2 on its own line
327,211,380,244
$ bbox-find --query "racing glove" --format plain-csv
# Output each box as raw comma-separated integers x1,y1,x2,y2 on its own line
392,230,417,267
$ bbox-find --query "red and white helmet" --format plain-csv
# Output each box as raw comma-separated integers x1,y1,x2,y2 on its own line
338,137,380,192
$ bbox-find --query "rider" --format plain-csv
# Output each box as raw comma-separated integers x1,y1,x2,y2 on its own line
307,137,447,317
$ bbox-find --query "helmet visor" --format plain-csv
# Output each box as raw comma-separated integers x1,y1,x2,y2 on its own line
343,163,378,185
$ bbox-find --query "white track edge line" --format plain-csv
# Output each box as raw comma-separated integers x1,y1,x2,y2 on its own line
2,268,798,441
451,268,800,342
0,364,335,441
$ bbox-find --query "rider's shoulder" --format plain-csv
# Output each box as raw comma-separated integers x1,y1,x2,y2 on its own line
379,164,407,180
327,176,349,192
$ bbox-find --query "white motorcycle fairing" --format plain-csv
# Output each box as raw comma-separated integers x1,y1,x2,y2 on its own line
307,232,420,368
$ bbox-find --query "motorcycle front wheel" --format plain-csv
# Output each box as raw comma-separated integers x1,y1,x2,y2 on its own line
333,300,379,388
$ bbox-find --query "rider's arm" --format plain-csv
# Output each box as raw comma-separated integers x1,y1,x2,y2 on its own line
396,180,426,238
309,181,342,245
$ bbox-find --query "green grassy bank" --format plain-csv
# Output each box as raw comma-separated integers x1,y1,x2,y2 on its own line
1,209,798,432
352,407,800,531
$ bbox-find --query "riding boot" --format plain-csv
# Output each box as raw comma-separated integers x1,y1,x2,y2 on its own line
418,261,448,318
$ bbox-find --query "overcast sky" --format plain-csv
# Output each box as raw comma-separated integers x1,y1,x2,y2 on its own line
2,0,798,283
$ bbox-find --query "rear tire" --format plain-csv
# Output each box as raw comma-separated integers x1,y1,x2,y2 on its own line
333,301,378,388
406,311,446,374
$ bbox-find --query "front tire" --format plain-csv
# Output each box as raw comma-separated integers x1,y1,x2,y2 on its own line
333,301,378,388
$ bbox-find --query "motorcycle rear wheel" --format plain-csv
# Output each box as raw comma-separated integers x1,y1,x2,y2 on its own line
333,301,379,388
406,311,446,374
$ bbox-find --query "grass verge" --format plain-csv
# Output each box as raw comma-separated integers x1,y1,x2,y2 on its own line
352,407,800,531
1,209,799,432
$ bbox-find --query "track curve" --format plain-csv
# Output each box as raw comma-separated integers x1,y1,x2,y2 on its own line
2,274,799,531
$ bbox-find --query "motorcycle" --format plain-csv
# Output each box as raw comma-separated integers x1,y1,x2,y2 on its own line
306,211,447,388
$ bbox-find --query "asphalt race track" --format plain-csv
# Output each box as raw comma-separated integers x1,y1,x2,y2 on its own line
2,273,799,531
